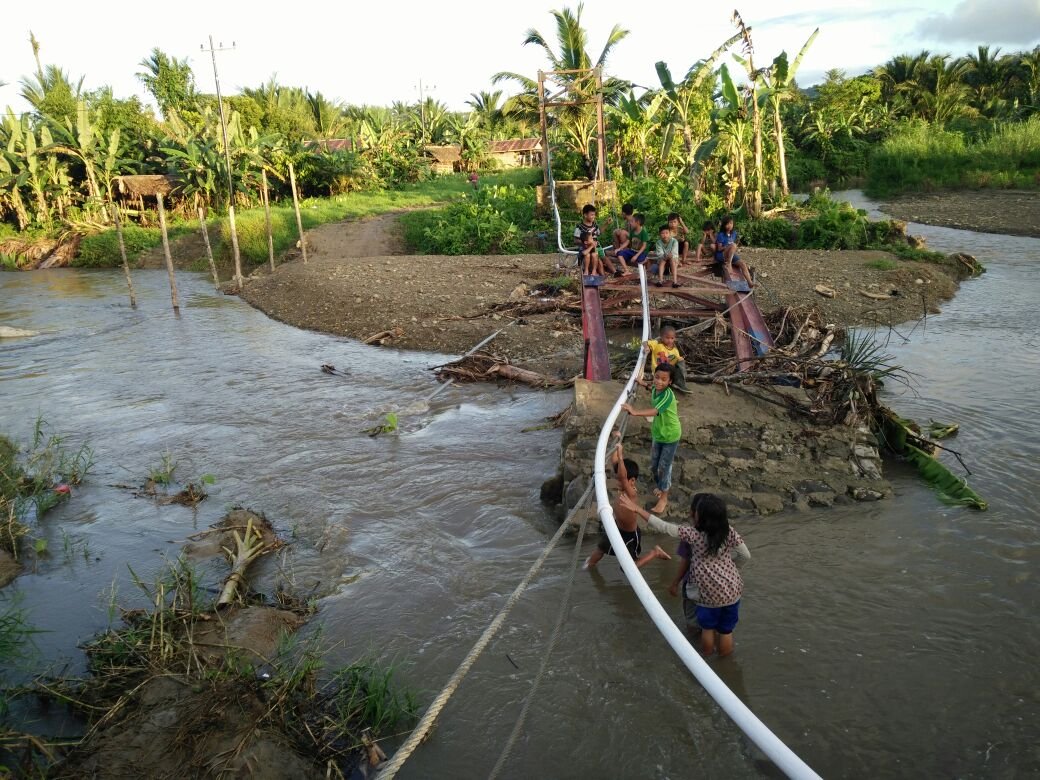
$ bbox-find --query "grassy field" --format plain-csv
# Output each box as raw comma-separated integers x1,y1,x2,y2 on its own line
866,117,1040,197
72,171,539,270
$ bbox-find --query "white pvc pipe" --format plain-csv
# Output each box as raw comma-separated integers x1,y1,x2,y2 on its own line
593,266,821,780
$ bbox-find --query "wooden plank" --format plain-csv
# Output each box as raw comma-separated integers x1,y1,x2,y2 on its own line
604,308,719,318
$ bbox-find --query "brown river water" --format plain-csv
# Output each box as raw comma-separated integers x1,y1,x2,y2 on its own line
1,192,1037,778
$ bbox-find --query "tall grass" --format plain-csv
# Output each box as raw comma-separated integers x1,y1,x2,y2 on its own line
71,170,541,269
866,117,1040,196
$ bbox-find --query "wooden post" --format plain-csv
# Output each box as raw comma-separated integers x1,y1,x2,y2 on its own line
261,169,275,272
228,202,243,289
155,193,180,313
595,67,607,182
197,205,219,289
537,71,550,186
113,203,137,308
288,161,307,264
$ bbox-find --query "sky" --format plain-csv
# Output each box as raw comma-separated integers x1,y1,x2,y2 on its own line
1,0,1038,117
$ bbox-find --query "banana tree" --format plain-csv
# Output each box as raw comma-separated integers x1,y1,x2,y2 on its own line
730,11,765,217
655,32,741,189
46,100,108,218
762,28,818,196
0,110,54,227
715,64,751,210
612,89,664,176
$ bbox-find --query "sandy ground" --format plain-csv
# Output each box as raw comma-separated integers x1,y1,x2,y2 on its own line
237,213,965,374
882,189,1040,238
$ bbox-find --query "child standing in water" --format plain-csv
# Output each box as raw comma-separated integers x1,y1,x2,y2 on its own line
621,492,749,656
622,362,681,515
584,440,671,570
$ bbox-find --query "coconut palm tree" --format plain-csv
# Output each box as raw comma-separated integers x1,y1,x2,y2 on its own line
305,91,347,139
960,45,1005,112
493,3,629,176
762,28,818,197
466,90,507,136
137,48,198,121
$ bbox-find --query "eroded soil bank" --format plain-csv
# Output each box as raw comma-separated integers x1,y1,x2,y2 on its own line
882,189,1040,238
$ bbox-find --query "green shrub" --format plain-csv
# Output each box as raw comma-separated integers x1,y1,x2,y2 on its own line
615,176,703,230
74,226,163,268
738,218,794,248
797,192,871,249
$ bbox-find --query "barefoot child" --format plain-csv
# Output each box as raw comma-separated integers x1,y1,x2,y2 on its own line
574,203,603,278
622,362,681,515
667,212,690,265
646,325,689,393
668,492,709,633
585,440,671,569
621,492,749,657
653,224,681,288
695,221,716,268
716,215,754,288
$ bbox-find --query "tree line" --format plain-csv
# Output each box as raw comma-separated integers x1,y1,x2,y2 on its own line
2,11,1038,236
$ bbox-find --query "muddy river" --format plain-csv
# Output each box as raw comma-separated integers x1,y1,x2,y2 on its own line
1,192,1037,778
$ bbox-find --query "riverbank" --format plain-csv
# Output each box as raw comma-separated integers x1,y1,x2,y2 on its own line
239,218,966,375
882,189,1040,238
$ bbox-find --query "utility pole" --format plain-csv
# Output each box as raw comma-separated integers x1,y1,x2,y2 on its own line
416,79,436,145
201,35,242,289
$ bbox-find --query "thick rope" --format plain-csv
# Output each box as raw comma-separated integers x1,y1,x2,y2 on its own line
487,409,635,778
377,478,596,779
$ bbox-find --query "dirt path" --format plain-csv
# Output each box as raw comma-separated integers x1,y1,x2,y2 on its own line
882,189,1040,238
305,211,409,257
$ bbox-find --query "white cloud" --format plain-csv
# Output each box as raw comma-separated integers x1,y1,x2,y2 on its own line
916,0,1040,45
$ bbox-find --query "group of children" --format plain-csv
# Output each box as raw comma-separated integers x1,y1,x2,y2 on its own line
583,327,750,657
574,203,755,289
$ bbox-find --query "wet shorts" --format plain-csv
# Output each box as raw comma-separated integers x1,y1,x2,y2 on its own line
597,527,641,557
695,600,740,634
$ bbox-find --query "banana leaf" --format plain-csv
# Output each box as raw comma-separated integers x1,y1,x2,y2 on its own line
901,443,987,510
880,409,986,510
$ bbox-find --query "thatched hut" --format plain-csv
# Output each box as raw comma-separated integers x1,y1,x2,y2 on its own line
423,145,462,175
487,139,543,169
113,175,178,199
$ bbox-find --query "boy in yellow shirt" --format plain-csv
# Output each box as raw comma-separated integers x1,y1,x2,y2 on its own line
645,325,689,393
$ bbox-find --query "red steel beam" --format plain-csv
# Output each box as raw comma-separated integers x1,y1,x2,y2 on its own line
581,284,612,381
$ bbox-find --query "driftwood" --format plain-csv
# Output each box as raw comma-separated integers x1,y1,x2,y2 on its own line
363,327,404,345
434,352,570,388
859,289,897,300
814,284,837,298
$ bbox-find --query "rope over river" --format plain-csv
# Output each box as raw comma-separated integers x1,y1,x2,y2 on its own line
0,191,1037,777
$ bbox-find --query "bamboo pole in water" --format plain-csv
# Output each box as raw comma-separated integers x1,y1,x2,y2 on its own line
113,203,137,308
156,193,180,313
197,205,220,289
261,169,275,272
228,203,243,289
288,161,308,263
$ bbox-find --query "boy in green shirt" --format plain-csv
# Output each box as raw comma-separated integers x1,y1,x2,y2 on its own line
622,361,682,515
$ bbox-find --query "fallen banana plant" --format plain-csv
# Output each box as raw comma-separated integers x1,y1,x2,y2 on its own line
218,516,276,606
433,352,571,388
881,410,986,510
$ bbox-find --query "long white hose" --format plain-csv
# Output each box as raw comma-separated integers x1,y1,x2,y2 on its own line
593,265,821,780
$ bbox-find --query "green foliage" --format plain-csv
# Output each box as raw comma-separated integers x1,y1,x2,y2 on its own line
798,192,871,248
147,452,177,486
615,176,702,230
737,217,795,248
866,116,1040,196
74,224,190,267
400,183,539,255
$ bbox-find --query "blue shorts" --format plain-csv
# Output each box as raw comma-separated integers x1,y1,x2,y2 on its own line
695,601,740,634
715,250,742,264
616,248,644,263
